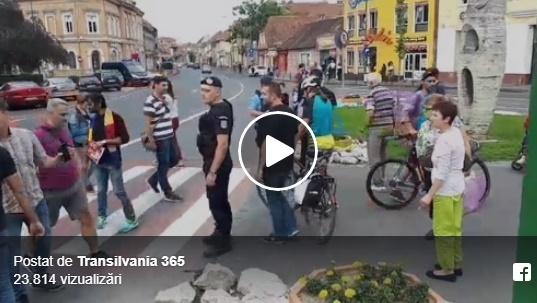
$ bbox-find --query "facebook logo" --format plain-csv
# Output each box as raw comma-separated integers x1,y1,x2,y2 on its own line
513,263,532,282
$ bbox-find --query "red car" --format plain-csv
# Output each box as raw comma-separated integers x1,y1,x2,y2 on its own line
0,81,49,110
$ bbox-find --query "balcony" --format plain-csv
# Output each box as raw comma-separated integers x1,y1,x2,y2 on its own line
415,23,428,32
358,29,366,36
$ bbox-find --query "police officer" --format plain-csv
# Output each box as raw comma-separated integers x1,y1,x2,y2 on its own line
197,76,234,258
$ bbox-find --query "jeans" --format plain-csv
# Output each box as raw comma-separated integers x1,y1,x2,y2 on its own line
94,162,135,220
5,200,52,299
0,231,15,303
149,138,178,193
205,165,233,235
263,171,298,237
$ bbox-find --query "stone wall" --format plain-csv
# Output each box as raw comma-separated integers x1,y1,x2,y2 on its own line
456,0,507,137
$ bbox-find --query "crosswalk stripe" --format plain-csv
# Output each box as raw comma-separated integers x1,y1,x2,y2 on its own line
54,167,201,255
140,169,247,257
58,166,154,221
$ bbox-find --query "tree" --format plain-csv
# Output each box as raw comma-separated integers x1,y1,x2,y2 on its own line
0,0,67,73
394,0,408,77
230,0,287,42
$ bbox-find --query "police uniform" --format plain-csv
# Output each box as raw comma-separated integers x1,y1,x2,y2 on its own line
197,77,234,238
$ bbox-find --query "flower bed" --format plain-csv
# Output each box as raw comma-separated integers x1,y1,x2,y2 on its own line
289,262,446,303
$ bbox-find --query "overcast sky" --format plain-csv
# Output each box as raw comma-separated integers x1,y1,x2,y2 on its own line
136,0,338,43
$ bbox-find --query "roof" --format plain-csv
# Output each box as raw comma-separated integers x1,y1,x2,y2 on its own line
280,17,342,50
210,30,231,43
259,16,315,50
285,2,343,18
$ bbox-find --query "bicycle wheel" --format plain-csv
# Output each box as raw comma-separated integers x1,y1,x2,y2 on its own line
366,159,420,210
317,178,337,244
466,158,491,206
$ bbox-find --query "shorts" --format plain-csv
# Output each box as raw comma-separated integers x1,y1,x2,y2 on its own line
43,180,88,227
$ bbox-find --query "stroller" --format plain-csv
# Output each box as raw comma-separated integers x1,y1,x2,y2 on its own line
512,116,529,171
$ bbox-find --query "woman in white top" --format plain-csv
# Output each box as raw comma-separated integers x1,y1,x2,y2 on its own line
165,80,184,167
420,100,465,283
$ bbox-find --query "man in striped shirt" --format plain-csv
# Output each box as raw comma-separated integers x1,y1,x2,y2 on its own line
364,73,395,189
144,76,182,202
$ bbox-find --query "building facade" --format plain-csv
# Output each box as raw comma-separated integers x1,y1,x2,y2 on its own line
143,19,158,71
18,0,145,76
437,0,537,85
344,0,438,79
158,37,178,62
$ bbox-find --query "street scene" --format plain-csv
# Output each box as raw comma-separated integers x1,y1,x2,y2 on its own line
0,0,536,303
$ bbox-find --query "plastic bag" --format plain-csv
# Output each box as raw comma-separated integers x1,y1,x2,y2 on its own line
464,172,488,214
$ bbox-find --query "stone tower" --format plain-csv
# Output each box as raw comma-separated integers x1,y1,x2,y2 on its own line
456,0,506,136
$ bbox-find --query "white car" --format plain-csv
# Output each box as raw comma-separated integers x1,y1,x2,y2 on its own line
42,77,79,100
201,65,212,74
249,66,268,77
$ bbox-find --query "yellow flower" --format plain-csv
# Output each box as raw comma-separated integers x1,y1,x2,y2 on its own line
353,274,363,281
333,300,342,303
326,270,335,277
318,289,329,300
352,261,364,268
383,277,393,285
341,276,352,284
344,288,357,298
331,283,342,292
298,277,308,285
371,281,379,288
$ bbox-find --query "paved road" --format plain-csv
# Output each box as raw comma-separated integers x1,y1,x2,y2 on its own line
14,69,525,303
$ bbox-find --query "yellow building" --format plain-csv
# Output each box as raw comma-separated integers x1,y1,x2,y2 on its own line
343,0,438,80
18,0,145,76
437,0,536,85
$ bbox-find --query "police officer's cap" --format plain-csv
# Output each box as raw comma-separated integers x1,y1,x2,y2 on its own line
201,76,223,88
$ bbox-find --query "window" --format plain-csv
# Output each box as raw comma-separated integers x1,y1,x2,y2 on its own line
358,13,367,36
63,13,73,34
300,52,311,66
415,4,429,32
369,11,378,30
67,51,77,69
87,13,99,34
396,4,408,33
404,52,427,78
347,50,355,67
107,16,112,36
45,14,56,35
348,15,356,38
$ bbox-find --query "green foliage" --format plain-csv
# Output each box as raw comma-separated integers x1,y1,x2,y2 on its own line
230,0,287,41
303,262,430,303
0,1,67,72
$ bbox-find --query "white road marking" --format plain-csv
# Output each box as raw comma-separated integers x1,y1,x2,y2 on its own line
54,167,202,255
121,78,245,148
58,166,154,221
140,169,247,257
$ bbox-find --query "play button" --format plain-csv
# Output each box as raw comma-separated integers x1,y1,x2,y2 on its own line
265,135,295,168
238,111,318,191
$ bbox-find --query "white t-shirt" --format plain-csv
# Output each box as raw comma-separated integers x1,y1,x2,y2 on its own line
431,127,466,196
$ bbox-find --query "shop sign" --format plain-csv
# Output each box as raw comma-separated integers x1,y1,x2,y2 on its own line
365,28,394,45
404,36,427,43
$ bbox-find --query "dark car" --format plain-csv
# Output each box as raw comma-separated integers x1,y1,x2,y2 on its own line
78,76,103,92
191,63,201,70
96,70,123,91
101,61,150,87
0,81,48,110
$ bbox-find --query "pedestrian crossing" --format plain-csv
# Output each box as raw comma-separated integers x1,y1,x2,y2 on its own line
26,165,251,256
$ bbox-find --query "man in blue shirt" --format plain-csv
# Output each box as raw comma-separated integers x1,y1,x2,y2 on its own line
300,76,335,139
249,76,273,118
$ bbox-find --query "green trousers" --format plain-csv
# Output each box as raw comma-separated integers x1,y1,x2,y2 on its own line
433,194,463,271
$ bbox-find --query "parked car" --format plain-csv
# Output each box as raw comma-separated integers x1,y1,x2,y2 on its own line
101,60,151,87
249,66,268,77
201,64,212,74
42,77,78,100
191,63,201,70
78,76,103,92
97,70,123,91
0,81,48,110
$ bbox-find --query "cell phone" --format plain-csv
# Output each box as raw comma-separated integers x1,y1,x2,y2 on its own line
59,144,71,162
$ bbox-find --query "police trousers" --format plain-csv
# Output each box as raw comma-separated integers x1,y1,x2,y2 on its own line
204,163,233,235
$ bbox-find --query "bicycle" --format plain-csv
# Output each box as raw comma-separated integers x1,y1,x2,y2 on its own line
256,147,338,244
366,136,491,211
